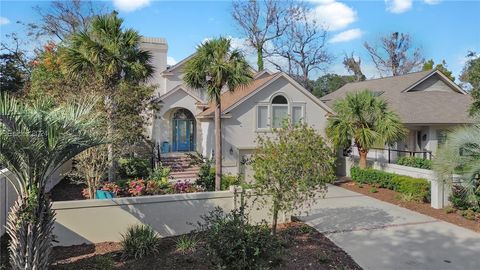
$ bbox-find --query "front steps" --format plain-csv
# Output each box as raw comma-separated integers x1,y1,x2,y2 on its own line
160,153,200,182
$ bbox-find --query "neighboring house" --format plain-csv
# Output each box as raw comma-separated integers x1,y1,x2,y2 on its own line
141,38,332,178
321,70,474,161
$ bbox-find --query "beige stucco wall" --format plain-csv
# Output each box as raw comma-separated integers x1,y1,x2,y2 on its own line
51,189,284,246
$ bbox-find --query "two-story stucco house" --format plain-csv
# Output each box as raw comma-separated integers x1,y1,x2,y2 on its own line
320,69,474,162
141,38,332,179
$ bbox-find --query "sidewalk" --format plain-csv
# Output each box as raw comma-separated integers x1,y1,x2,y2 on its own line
299,185,480,270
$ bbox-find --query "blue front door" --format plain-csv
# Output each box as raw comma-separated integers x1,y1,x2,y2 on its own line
174,119,193,151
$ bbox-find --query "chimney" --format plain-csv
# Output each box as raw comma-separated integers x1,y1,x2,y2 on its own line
140,37,168,95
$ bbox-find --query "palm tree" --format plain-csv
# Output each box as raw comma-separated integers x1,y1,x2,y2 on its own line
434,123,480,209
183,37,253,190
0,94,105,270
61,11,153,181
326,90,406,169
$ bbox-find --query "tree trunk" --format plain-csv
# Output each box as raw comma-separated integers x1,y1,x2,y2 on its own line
257,45,264,71
359,147,368,169
6,190,55,270
214,101,222,191
271,201,279,236
105,94,116,182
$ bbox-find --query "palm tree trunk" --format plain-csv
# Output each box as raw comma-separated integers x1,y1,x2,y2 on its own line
6,190,55,270
105,94,116,182
359,147,368,169
214,101,222,191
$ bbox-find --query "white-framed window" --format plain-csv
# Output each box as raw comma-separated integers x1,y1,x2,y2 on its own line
257,105,268,129
255,94,305,131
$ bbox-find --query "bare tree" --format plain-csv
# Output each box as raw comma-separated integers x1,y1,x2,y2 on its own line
343,53,366,81
232,0,292,71
31,0,105,42
364,32,424,77
267,7,332,90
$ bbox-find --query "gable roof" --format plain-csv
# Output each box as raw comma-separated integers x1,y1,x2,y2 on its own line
198,72,333,118
321,70,473,124
158,84,203,103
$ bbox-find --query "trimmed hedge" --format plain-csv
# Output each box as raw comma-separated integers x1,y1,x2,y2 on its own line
351,167,430,202
396,156,432,170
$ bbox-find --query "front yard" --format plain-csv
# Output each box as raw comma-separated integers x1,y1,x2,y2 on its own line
48,222,361,270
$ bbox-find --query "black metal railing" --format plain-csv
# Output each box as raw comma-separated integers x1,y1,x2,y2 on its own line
370,148,433,164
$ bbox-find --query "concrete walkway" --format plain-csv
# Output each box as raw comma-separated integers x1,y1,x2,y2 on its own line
298,185,480,270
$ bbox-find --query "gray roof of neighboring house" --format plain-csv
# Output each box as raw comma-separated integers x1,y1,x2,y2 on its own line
320,70,474,125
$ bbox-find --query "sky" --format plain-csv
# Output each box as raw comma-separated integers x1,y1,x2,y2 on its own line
0,0,479,81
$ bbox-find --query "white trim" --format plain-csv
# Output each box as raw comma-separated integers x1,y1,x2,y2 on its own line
255,104,270,131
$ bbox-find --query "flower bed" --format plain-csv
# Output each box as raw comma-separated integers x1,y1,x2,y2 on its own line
85,179,204,199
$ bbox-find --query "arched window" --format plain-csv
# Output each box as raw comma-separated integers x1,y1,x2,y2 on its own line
271,95,288,128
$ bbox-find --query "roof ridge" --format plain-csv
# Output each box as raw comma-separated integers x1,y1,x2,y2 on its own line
343,69,432,85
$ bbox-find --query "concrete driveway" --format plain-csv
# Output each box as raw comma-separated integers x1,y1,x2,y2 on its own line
298,185,480,270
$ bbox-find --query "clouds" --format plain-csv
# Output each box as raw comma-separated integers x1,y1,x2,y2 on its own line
112,0,150,12
385,0,413,14
309,0,357,31
167,56,177,66
385,0,441,14
329,29,363,43
0,16,10,25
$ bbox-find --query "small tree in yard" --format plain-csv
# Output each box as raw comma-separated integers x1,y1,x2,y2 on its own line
69,145,109,199
252,121,336,235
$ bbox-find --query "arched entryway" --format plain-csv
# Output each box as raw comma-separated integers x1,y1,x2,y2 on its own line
172,108,196,152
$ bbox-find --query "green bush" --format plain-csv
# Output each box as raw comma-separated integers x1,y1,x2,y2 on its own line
118,157,150,179
396,156,432,169
196,207,282,269
449,185,480,212
391,175,430,202
148,165,171,182
121,224,160,259
351,167,430,202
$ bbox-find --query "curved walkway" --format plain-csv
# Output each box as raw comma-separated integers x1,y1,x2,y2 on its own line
298,185,480,270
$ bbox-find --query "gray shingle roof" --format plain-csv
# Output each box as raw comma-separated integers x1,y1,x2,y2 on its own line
321,70,474,124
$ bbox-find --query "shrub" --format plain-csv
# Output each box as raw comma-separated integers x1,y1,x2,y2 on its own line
449,185,480,212
172,181,204,193
100,182,121,195
370,187,378,193
121,225,160,260
196,207,282,269
175,234,198,254
118,157,150,179
391,175,430,202
444,206,456,214
90,256,115,270
148,165,171,182
396,156,432,169
351,167,430,202
350,167,395,189
459,209,477,220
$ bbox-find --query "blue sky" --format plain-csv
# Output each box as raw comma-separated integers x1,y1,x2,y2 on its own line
1,0,479,81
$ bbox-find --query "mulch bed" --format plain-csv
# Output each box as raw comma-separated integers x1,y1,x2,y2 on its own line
49,221,362,270
338,180,480,233
48,178,86,201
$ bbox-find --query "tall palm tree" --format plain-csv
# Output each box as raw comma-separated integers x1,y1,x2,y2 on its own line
326,90,406,168
183,37,252,190
0,94,105,270
434,123,480,209
61,11,153,181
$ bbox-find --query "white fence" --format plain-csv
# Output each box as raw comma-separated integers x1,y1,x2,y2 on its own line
0,161,72,237
52,188,283,246
337,157,451,209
